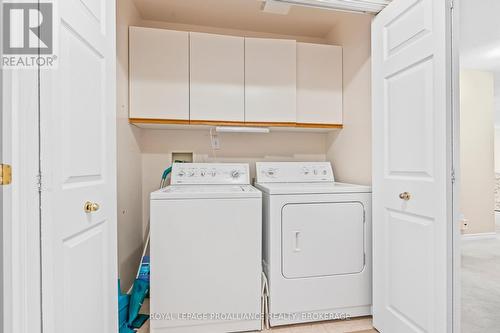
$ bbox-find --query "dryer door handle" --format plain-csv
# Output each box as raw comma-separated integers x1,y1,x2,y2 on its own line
294,231,301,252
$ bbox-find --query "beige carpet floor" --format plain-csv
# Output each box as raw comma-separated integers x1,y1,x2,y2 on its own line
461,221,500,333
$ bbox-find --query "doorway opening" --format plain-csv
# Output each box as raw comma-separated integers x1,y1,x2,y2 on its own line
459,1,500,331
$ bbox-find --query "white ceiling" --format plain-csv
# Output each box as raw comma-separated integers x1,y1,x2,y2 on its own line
460,0,500,72
132,0,357,38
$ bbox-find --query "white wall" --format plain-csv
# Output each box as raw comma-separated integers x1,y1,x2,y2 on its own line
116,0,144,291
460,70,495,234
495,74,500,175
494,73,500,127
325,14,372,185
460,0,500,73
138,20,329,44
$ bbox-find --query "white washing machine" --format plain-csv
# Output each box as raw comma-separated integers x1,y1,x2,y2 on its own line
150,163,262,333
255,162,372,327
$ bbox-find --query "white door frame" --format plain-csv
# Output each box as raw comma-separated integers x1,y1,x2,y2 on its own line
1,66,42,333
1,2,6,330
450,0,461,332
1,3,42,333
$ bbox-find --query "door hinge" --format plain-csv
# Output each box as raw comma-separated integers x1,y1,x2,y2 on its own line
0,164,12,185
450,0,454,10
451,169,456,184
36,172,42,191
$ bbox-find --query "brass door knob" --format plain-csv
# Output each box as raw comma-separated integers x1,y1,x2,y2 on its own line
84,201,100,213
399,192,411,201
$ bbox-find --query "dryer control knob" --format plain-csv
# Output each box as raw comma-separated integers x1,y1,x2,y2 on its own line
231,170,241,179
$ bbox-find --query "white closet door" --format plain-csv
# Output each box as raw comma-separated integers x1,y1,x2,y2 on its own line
245,38,296,123
40,0,118,332
190,32,244,122
372,0,453,332
297,43,343,125
129,27,189,120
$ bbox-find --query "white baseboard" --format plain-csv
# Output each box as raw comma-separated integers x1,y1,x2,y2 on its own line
462,232,497,241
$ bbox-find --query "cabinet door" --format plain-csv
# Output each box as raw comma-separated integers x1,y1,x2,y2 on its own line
129,27,189,120
297,43,343,125
190,32,244,122
245,38,296,123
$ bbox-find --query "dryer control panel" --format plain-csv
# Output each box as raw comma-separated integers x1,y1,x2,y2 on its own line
256,162,335,183
171,163,250,185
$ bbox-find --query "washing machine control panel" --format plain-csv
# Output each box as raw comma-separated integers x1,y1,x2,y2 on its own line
256,162,334,183
171,163,250,185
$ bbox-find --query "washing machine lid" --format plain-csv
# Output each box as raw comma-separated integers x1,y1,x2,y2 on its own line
255,182,371,195
151,184,262,200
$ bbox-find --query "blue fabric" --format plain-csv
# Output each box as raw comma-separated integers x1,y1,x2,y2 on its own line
127,279,149,327
119,324,136,333
118,280,130,328
119,294,130,327
138,256,150,282
131,314,150,329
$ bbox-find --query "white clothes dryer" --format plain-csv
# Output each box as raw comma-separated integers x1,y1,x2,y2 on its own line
255,162,372,327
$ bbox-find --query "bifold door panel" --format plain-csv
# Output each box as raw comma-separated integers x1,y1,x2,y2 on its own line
281,202,365,279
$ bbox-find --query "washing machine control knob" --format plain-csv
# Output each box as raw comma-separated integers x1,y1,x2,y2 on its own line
265,168,277,177
178,170,185,177
231,170,241,179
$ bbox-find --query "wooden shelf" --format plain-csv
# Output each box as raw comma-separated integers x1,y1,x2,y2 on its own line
129,118,343,131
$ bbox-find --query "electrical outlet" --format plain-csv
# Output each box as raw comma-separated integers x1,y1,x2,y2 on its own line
172,152,193,163
460,217,469,233
210,133,220,150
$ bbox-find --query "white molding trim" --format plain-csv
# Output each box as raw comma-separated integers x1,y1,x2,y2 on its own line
462,232,497,241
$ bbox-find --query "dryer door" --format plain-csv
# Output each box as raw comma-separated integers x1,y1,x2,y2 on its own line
282,202,365,279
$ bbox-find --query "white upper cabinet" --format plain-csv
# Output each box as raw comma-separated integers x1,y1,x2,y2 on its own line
297,43,343,124
190,32,245,122
245,38,297,123
128,27,344,129
129,27,189,120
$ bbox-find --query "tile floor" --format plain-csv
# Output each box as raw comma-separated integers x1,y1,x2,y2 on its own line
136,299,376,333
